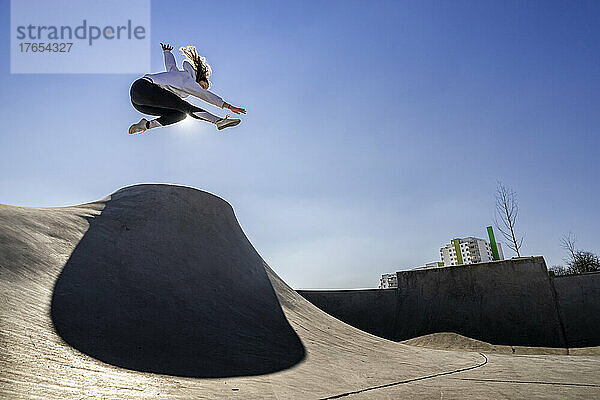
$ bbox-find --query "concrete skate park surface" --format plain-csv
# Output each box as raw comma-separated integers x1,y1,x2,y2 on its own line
299,259,600,356
1,184,598,399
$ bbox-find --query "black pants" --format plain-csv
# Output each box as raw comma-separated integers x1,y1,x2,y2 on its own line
130,78,208,126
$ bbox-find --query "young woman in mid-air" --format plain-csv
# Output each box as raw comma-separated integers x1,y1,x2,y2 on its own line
128,43,246,134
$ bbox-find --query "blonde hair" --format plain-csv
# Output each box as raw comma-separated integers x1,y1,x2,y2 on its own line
180,46,212,84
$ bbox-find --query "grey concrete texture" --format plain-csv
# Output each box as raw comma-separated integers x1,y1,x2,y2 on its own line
301,258,600,353
297,289,397,341
48,185,305,377
395,257,567,347
553,271,600,348
1,184,599,399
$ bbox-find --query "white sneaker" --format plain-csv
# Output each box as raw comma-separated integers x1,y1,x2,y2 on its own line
216,115,241,130
129,118,148,135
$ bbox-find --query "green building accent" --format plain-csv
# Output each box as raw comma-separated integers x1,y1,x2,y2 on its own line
438,262,444,267
453,238,463,265
487,226,500,260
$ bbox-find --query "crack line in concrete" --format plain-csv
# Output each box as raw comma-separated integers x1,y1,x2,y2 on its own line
320,352,489,399
450,378,600,388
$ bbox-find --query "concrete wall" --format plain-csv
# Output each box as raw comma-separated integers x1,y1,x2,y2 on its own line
299,257,600,349
394,257,566,347
552,271,600,348
297,289,397,341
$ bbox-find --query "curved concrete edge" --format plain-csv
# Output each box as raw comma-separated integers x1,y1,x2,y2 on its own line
299,257,600,353
2,184,599,399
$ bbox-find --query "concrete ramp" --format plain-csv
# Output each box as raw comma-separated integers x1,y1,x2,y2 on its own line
1,184,599,399
49,185,304,377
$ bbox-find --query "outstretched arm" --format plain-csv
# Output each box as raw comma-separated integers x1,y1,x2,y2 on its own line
221,102,246,115
182,82,246,114
160,43,177,71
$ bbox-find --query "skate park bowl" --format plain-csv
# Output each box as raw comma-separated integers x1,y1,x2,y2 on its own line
299,258,600,354
1,184,599,399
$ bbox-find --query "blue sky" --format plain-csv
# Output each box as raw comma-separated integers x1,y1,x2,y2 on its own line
1,0,599,288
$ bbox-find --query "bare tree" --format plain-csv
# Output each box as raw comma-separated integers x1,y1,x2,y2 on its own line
559,232,600,274
494,181,523,257
548,264,568,277
561,232,577,263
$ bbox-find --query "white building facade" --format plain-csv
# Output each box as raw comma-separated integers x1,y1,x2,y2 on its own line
440,237,504,267
379,273,397,289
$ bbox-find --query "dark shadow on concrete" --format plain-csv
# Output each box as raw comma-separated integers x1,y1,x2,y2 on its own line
393,259,568,348
298,289,397,341
51,185,305,378
299,258,600,349
551,271,600,348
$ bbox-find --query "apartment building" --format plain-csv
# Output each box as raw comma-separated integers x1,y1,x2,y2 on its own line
379,273,397,289
440,236,503,266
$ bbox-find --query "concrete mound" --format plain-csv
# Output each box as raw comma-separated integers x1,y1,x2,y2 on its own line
1,184,599,399
49,185,305,377
401,333,569,355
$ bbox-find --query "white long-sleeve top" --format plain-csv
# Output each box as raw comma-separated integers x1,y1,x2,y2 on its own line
144,50,225,108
